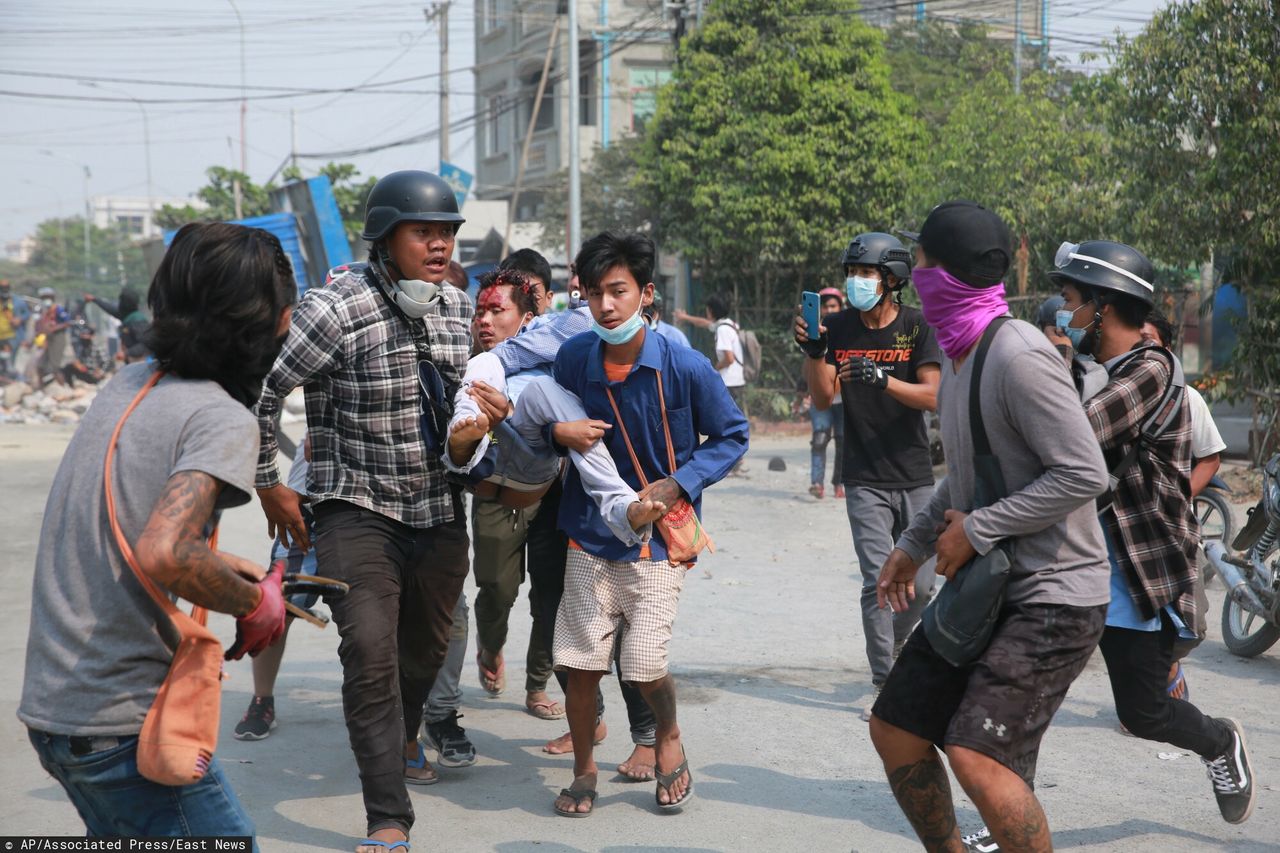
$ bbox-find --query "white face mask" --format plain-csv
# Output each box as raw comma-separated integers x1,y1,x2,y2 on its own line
392,278,442,319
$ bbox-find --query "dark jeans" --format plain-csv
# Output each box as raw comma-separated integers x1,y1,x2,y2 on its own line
1098,616,1233,759
28,730,256,847
526,478,657,745
313,496,470,836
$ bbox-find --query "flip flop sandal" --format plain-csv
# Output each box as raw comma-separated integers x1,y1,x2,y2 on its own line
654,747,694,811
526,699,566,720
404,742,439,786
1166,662,1190,700
554,786,597,818
476,651,505,696
357,842,409,852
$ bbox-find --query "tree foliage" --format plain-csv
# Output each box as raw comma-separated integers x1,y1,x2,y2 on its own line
24,217,148,298
155,162,376,243
911,70,1121,293
538,136,655,250
1093,0,1280,290
639,0,926,320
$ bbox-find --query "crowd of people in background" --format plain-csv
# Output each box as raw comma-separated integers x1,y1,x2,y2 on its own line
16,169,1256,853
0,278,151,389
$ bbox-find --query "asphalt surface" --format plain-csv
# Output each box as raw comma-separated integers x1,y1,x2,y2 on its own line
1,423,1278,852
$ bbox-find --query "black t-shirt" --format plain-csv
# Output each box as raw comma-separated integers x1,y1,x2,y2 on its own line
824,304,941,489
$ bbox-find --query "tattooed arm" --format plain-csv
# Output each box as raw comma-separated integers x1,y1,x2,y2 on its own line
134,471,263,617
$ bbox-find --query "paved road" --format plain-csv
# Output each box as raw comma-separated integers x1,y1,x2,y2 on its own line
1,423,1277,851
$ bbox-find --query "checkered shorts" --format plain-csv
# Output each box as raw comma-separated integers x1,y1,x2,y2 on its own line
553,549,686,683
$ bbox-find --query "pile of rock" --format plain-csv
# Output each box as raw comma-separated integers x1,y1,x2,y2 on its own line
0,381,96,425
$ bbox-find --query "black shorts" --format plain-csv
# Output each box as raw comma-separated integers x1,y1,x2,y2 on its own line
873,601,1106,786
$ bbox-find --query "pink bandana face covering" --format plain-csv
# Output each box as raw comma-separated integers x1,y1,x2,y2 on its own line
912,266,1010,359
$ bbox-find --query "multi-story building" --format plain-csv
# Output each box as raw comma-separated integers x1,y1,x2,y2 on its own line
472,0,677,226
89,195,199,240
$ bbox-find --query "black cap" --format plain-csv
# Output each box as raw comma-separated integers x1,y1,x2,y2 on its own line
908,201,1013,288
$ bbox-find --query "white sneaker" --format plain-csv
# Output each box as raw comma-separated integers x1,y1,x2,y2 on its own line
962,826,1000,853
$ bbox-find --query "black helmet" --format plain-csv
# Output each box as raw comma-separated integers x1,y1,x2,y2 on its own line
841,232,912,287
1035,294,1065,328
1048,240,1155,306
361,170,465,242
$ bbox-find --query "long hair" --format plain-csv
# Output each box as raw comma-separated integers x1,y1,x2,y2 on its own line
147,222,297,406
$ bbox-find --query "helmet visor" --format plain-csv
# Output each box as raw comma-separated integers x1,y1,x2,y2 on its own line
1054,241,1080,270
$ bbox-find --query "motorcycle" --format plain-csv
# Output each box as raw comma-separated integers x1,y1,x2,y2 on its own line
1195,473,1234,584
1204,453,1280,657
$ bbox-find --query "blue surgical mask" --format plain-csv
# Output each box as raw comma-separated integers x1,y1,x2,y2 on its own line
592,306,645,345
1055,306,1091,351
845,275,882,312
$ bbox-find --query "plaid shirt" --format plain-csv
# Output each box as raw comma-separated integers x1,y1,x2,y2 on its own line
1085,343,1199,626
255,263,472,529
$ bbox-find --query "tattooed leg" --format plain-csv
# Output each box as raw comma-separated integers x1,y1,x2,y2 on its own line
870,717,962,853
947,745,1051,853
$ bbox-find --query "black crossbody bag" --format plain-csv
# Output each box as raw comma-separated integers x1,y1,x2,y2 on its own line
921,317,1014,667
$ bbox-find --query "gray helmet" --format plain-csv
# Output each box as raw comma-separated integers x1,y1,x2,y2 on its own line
841,232,912,287
1048,240,1155,306
361,170,465,242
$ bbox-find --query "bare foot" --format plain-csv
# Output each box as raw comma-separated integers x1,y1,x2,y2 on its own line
654,735,690,806
447,413,490,466
627,498,667,531
617,743,656,781
357,828,407,853
553,770,599,817
543,719,607,754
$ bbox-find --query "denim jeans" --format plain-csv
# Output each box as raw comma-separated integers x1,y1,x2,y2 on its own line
28,729,257,848
423,593,469,723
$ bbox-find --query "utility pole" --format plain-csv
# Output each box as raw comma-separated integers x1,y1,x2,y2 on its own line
567,0,582,259
227,0,247,174
290,108,298,172
1013,0,1022,95
504,18,562,259
426,3,451,167
82,165,91,282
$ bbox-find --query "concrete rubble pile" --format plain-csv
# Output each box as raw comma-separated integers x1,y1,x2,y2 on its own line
0,381,95,425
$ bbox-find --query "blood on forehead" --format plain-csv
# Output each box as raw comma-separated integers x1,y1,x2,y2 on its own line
477,286,511,313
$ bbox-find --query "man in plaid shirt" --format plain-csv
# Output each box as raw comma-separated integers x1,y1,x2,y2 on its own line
254,171,504,852
1055,239,1256,827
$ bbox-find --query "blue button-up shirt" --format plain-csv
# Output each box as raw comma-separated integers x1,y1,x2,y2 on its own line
553,327,749,562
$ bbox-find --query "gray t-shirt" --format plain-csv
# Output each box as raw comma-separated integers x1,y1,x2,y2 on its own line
896,319,1112,606
19,362,258,735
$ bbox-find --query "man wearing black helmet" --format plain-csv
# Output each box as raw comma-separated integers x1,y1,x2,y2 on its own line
794,231,941,721
869,202,1112,853
254,171,492,852
1054,240,1255,827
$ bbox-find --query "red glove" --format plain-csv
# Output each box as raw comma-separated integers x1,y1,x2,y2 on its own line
225,566,286,661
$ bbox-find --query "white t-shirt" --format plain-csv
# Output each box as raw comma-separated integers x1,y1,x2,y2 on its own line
1186,385,1226,459
714,320,745,388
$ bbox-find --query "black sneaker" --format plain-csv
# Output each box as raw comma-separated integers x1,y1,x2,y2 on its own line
234,696,276,741
1202,718,1255,824
962,826,1000,853
422,711,477,768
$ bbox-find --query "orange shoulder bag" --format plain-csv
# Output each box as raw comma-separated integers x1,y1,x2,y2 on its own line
103,370,225,786
605,370,715,565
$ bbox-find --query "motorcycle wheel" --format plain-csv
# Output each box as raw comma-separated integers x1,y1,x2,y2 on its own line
1194,489,1234,585
1221,598,1280,658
